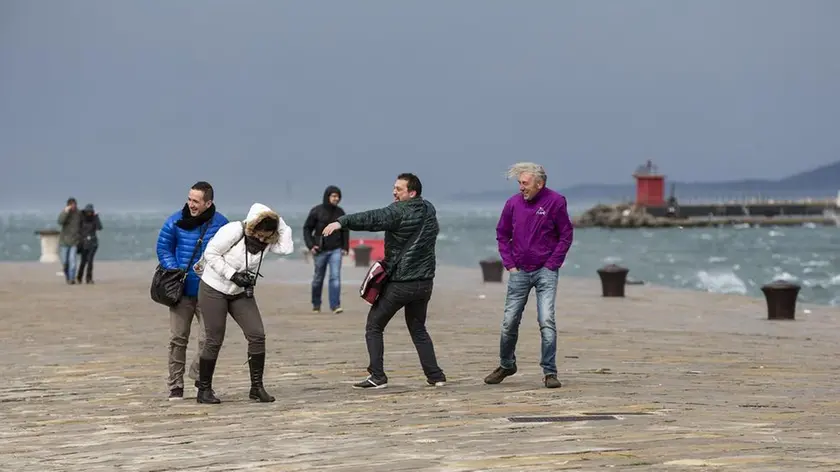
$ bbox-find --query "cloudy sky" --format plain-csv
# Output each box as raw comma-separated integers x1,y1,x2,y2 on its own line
1,0,837,210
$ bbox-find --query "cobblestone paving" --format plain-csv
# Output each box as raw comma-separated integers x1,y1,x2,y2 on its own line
1,260,839,471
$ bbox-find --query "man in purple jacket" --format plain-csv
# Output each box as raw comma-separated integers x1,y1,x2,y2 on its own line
484,162,574,388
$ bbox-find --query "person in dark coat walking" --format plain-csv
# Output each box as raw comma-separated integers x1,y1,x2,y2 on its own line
76,204,103,284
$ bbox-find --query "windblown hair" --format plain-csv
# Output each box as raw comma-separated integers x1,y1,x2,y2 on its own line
505,162,547,184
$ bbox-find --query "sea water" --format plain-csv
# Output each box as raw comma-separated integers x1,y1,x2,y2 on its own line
3,205,839,306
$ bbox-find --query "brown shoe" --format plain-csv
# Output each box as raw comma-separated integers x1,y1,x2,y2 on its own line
484,366,517,384
544,374,562,389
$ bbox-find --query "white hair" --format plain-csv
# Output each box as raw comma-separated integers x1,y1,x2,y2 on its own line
506,162,547,183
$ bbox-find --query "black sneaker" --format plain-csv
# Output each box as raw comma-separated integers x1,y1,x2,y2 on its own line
544,374,562,389
484,366,517,384
352,376,388,389
426,377,446,387
168,387,184,401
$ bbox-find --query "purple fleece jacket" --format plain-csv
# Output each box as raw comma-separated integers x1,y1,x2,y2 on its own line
495,188,574,272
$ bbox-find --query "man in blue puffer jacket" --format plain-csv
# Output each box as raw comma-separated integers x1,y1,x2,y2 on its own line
156,181,229,400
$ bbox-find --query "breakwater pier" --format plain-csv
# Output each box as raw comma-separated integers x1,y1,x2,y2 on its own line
574,160,839,228
573,199,838,229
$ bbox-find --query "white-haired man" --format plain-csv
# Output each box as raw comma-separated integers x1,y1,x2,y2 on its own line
484,162,574,388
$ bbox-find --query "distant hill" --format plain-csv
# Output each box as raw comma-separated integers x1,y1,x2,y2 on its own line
452,161,840,203
775,160,840,189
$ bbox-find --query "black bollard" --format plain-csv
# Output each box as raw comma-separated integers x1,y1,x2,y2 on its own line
596,264,629,297
479,259,504,283
354,245,372,267
761,280,800,320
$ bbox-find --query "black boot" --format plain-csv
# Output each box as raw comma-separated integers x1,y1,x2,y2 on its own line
196,357,221,404
248,353,275,403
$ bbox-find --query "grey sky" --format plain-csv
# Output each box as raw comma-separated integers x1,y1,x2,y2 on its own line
1,0,838,210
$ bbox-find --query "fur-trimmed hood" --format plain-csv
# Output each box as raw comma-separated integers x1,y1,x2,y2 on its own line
244,203,281,245
199,203,294,295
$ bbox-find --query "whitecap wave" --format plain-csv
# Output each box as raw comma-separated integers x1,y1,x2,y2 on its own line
803,260,830,267
695,270,748,295
772,272,798,282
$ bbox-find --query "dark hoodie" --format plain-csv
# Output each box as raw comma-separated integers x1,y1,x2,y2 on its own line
303,185,349,252
78,204,103,250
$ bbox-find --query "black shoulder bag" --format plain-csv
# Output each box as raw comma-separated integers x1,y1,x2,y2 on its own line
150,223,210,307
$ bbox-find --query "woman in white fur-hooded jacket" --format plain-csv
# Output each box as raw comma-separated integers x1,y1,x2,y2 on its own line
195,202,293,404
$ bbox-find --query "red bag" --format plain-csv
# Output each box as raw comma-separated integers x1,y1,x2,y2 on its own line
358,202,428,306
360,261,388,305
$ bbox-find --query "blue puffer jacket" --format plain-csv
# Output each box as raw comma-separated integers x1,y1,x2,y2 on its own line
156,210,229,297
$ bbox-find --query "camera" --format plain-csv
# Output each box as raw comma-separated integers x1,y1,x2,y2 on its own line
243,272,258,298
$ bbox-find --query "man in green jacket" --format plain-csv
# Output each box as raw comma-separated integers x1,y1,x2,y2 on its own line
323,173,446,389
58,197,82,284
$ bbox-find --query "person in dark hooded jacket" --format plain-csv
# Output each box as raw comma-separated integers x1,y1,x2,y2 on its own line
76,204,103,284
303,185,350,313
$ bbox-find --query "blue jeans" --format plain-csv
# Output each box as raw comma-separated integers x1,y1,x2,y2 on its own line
59,244,78,282
312,248,342,310
499,267,559,375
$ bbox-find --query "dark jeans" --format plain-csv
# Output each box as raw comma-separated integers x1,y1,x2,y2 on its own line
365,279,444,382
77,246,97,282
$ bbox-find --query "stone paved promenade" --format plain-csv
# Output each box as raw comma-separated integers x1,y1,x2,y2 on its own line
1,260,839,471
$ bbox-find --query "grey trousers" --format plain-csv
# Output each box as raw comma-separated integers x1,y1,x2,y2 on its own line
167,296,205,389
198,281,266,360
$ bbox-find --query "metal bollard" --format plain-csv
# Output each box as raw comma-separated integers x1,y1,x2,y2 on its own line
596,264,629,297
479,259,504,283
354,245,372,267
761,280,800,320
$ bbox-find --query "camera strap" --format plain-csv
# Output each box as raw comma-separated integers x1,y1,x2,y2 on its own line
243,234,266,287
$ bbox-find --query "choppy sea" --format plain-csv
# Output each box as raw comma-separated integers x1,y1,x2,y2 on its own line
3,202,839,306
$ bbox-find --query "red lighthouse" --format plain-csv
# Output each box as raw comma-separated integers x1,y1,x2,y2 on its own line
633,160,665,207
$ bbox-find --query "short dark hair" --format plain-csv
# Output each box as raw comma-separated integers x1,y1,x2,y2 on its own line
397,173,422,197
191,181,214,202
66,197,77,205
